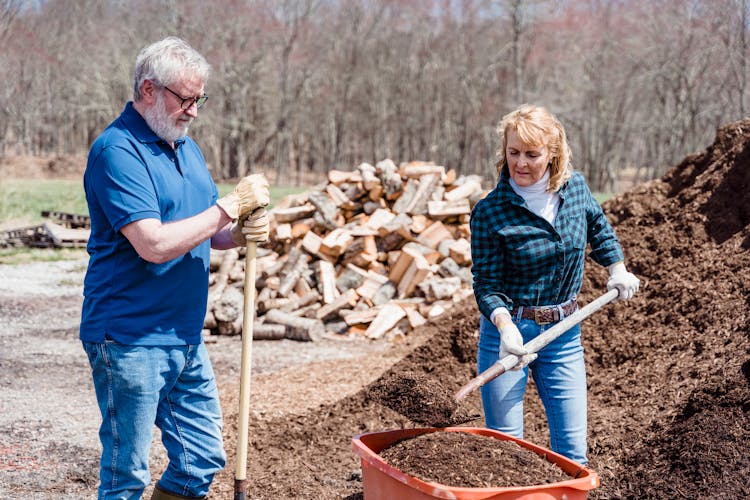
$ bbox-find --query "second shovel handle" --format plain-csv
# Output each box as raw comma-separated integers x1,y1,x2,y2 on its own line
454,289,619,402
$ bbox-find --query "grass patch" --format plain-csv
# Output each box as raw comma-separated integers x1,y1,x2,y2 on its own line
0,247,88,265
0,179,88,228
1,179,305,264
593,192,614,204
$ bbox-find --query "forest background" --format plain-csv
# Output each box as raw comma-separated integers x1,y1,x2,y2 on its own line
1,0,748,192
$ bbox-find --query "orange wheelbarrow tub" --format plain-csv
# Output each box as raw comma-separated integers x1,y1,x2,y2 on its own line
352,427,600,500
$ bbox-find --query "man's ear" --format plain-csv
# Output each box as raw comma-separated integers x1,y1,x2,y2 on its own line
140,80,157,104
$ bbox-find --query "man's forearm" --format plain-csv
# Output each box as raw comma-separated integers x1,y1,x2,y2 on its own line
121,205,231,263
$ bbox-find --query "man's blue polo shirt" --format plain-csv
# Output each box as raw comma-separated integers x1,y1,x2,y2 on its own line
80,102,218,345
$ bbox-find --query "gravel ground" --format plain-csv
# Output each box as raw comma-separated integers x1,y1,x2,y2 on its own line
0,258,400,498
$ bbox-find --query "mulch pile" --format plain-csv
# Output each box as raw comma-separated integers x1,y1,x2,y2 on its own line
215,119,750,499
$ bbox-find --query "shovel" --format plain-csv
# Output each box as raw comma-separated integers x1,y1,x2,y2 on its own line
234,240,258,500
454,289,619,402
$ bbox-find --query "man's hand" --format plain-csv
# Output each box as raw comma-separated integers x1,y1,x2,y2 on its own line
230,208,270,245
217,174,270,220
607,261,640,300
494,314,537,370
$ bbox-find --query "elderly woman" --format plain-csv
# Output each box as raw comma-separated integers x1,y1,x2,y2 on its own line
470,104,639,465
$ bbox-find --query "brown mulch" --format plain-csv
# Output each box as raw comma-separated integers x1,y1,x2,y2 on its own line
378,431,571,488
213,119,750,499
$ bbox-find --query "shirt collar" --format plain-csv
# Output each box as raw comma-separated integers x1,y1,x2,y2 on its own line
495,168,525,206
120,102,186,148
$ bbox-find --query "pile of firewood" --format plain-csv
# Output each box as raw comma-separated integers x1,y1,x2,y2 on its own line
203,159,486,342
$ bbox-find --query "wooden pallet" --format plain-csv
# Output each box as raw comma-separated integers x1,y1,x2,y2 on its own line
43,222,90,247
40,211,91,229
0,222,89,248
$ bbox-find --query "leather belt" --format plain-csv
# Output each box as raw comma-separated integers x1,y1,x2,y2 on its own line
512,299,578,325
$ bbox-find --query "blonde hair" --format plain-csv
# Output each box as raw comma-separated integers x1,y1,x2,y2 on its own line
495,104,572,192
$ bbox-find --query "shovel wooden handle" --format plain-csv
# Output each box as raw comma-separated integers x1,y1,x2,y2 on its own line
454,289,619,402
234,241,257,500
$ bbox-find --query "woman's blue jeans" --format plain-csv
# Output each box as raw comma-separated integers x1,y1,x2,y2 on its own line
83,341,226,499
478,314,588,464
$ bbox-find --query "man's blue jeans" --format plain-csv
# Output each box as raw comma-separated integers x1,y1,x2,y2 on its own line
478,314,588,464
83,341,226,499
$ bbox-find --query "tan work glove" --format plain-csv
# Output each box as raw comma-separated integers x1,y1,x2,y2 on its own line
230,208,270,245
493,310,537,370
216,174,270,219
607,261,640,300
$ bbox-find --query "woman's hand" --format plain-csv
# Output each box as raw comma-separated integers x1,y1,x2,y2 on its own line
607,262,640,300
494,313,537,370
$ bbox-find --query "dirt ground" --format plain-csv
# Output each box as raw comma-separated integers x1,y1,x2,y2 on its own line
2,119,750,499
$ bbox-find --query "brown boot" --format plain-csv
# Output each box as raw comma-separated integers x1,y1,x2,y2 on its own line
150,484,207,500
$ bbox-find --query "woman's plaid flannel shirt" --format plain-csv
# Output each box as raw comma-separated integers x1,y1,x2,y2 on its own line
471,169,624,322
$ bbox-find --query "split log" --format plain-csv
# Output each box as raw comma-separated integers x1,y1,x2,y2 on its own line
375,158,403,200
294,274,314,296
258,291,321,314
315,288,359,321
316,260,339,304
320,228,354,258
204,309,217,330
207,249,239,303
391,178,419,214
261,258,285,279
388,245,424,284
448,238,472,266
444,178,483,202
340,308,379,326
328,169,358,185
357,162,381,191
325,183,350,206
427,199,471,219
355,270,390,301
416,220,454,249
301,231,332,262
336,264,366,292
396,251,432,299
409,214,428,234
257,286,274,306
372,281,397,306
418,276,462,301
278,252,310,297
275,223,292,241
272,204,316,223
252,323,286,340
213,286,245,323
264,309,325,341
365,304,406,339
398,173,441,215
365,208,395,231
438,257,473,285
308,190,339,230
398,162,446,179
291,219,314,238
404,306,427,328
401,241,441,265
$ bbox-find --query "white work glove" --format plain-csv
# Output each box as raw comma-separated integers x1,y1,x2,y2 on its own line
494,311,537,370
230,208,270,245
607,261,640,300
216,174,270,220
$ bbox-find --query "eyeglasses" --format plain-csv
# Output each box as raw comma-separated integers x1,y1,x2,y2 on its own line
163,86,208,110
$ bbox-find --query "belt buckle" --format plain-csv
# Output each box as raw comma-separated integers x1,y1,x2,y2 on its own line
534,308,552,325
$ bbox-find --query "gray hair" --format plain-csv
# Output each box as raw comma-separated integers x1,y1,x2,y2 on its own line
132,36,210,101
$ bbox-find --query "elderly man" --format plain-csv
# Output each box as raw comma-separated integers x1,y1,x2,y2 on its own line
81,36,268,500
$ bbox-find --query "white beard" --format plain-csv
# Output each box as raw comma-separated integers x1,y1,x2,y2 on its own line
143,91,191,144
